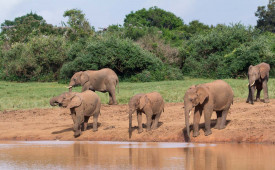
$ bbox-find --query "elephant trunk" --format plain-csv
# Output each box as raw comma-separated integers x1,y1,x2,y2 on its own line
50,96,59,106
129,110,133,139
185,106,191,139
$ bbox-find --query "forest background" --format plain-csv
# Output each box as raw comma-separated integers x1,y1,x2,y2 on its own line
0,1,274,83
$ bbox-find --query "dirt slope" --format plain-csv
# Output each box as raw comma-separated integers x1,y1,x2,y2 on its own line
0,99,274,143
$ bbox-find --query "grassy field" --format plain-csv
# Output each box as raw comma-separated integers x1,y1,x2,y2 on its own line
0,78,274,110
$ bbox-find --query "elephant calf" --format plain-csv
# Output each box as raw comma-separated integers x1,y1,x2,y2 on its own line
184,80,234,138
50,91,101,137
246,62,270,104
128,92,165,138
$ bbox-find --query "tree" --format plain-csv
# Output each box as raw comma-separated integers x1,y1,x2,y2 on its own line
124,6,184,30
1,12,67,44
255,0,275,33
63,9,94,41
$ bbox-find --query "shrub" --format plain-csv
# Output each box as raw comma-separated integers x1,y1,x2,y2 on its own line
60,36,183,82
182,24,275,78
1,35,67,81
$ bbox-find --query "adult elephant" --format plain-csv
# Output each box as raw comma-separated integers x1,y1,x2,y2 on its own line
67,68,119,105
246,62,270,104
184,80,234,138
50,91,101,138
128,92,165,138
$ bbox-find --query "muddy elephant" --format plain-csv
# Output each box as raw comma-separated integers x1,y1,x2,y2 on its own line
128,92,165,138
50,91,101,137
67,68,119,105
184,80,234,138
246,62,270,104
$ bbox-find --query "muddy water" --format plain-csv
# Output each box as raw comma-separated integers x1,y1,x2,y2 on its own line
0,141,274,170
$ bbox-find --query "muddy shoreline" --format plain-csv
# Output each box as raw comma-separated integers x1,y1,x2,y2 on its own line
0,99,275,143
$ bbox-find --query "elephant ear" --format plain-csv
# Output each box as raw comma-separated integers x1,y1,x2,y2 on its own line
260,64,270,79
80,72,89,86
68,95,82,109
196,86,209,104
139,95,148,110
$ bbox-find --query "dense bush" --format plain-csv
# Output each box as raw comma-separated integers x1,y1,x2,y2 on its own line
60,36,183,82
0,35,67,81
182,24,275,78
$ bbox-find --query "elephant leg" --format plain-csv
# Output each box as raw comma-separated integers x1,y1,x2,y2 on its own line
81,84,89,92
108,87,117,105
214,111,222,129
137,112,143,133
151,112,162,130
204,108,213,136
74,112,84,137
262,80,269,103
193,107,202,137
83,116,90,131
219,109,229,129
256,89,262,102
146,112,153,132
93,114,98,132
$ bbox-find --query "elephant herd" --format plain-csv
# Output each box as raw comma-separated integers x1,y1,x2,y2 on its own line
50,63,270,140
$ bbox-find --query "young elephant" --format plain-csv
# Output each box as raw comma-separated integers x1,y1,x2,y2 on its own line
67,68,119,105
128,92,165,138
184,80,233,138
246,62,270,104
50,91,101,137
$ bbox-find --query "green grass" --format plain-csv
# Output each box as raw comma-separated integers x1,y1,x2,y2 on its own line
1,78,275,110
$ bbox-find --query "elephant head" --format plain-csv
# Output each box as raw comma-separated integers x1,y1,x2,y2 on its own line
128,94,146,138
184,85,209,138
248,64,269,87
68,72,89,92
50,92,82,109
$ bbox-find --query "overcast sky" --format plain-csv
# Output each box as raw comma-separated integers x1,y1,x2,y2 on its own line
0,0,269,30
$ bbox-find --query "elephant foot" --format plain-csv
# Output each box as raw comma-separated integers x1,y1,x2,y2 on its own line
93,128,98,132
74,132,81,138
264,99,270,103
213,125,219,129
146,128,151,132
218,125,226,130
204,130,212,136
256,98,261,102
193,131,200,137
138,129,143,134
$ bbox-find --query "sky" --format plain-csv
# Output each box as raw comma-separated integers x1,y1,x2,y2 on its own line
0,0,269,30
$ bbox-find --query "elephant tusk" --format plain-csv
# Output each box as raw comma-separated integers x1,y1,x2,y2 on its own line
250,81,255,87
66,86,72,89
189,111,191,116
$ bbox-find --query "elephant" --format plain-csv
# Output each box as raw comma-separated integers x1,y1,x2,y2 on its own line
50,90,101,138
67,68,119,105
246,62,270,104
128,92,165,138
184,80,234,138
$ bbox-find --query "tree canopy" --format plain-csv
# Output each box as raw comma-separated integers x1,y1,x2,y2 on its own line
255,0,275,33
124,6,184,30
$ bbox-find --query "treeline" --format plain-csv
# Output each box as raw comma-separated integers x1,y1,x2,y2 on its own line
0,2,274,82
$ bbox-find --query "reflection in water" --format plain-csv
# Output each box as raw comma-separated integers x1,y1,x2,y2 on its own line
0,141,274,170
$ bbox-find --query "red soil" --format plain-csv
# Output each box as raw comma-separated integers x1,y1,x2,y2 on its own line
0,99,274,143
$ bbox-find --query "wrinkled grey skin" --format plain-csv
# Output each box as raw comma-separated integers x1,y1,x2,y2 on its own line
50,91,101,138
246,62,270,104
128,92,165,138
68,68,119,105
184,80,234,138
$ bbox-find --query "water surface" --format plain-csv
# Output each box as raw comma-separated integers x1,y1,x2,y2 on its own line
0,141,274,170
